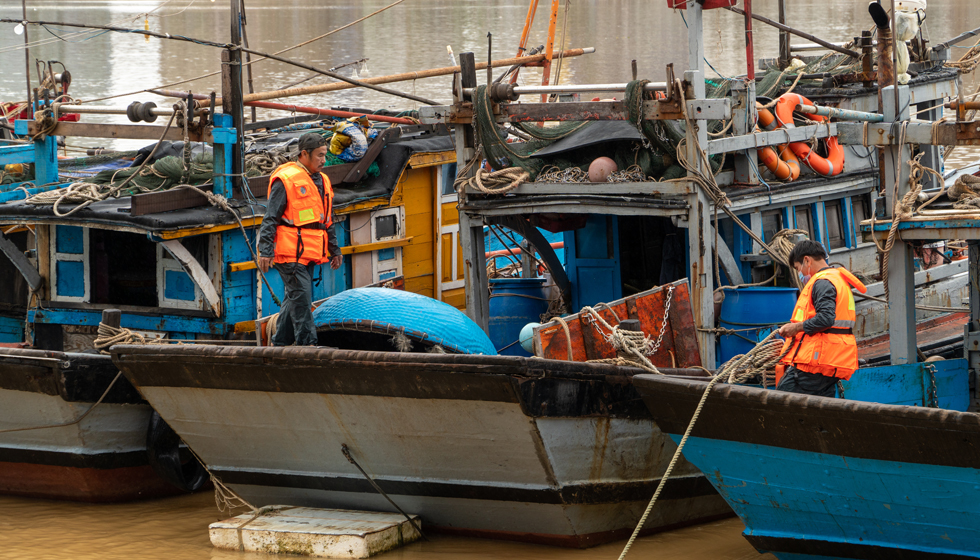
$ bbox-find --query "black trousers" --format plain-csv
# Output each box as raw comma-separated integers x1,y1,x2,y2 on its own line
272,262,317,347
776,365,838,398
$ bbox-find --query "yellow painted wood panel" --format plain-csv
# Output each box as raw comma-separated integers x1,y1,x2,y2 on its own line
442,289,466,310
403,241,433,265
403,259,434,277
441,202,459,227
404,276,433,297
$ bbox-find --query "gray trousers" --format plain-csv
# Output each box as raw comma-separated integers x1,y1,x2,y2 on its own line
776,365,838,398
272,262,317,346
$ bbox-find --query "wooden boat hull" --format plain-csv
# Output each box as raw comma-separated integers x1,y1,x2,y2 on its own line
111,345,731,547
0,348,191,502
633,373,980,560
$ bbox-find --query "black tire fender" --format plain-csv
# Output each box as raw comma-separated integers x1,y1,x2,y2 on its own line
146,411,209,492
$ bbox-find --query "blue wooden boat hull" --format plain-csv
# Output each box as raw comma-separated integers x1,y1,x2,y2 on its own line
632,365,980,560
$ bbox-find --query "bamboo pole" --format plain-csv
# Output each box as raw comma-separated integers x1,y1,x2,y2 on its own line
187,47,593,106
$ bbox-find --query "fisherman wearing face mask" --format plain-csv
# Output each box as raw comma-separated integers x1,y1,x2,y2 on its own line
775,240,867,396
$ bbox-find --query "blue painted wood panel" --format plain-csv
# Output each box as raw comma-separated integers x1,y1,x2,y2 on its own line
842,359,970,411
563,215,621,311
55,225,84,254
673,435,980,560
55,261,85,297
164,269,196,301
29,308,223,335
0,315,24,343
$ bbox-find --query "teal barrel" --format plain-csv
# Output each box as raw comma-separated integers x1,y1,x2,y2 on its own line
489,278,550,356
718,287,798,364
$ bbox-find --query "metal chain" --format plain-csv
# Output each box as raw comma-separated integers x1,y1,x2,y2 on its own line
646,285,674,357
926,364,939,408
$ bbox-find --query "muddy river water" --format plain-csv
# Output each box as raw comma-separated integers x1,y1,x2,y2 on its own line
0,0,978,558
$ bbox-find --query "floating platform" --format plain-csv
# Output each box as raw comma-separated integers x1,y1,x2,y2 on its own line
209,506,421,558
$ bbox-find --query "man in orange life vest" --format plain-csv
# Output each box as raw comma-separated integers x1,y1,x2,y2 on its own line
776,239,867,397
258,133,342,346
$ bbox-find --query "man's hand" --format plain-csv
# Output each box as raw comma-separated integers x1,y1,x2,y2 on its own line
778,322,805,339
330,254,343,270
258,256,274,273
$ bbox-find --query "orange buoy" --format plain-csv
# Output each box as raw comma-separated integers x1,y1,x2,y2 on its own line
774,93,845,177
759,144,801,181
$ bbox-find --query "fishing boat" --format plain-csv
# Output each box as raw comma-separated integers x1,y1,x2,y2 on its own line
109,284,731,547
0,100,460,500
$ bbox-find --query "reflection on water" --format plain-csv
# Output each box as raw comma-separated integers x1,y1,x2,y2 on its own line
0,491,771,560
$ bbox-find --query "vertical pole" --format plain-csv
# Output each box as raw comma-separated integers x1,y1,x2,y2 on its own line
685,1,715,368
743,0,755,81
882,84,916,366
227,0,244,192
967,241,980,404
539,0,559,102
732,80,758,185
778,0,790,69
510,0,539,84
22,0,32,118
455,53,489,331
916,101,943,190
33,133,58,185
239,0,257,124
101,309,121,330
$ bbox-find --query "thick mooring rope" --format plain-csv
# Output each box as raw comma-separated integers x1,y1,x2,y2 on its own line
617,332,791,560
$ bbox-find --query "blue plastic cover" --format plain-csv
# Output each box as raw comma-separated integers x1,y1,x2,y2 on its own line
313,288,497,355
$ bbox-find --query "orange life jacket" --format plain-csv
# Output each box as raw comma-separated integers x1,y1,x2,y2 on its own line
268,162,334,265
779,267,868,380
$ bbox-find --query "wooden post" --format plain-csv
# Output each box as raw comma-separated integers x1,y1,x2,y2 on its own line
21,0,32,118
223,0,245,192
778,0,789,69
882,85,916,366
455,52,489,332
685,2,715,369
101,309,121,329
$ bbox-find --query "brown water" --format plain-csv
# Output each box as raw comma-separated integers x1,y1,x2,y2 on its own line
0,492,770,560
0,0,978,558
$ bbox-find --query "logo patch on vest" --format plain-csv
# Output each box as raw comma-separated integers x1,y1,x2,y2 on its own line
299,186,307,195
298,208,316,223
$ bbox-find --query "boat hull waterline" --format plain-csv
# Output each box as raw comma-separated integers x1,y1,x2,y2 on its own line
633,374,980,560
111,345,731,547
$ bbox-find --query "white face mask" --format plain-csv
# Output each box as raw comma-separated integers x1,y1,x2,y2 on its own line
798,271,811,284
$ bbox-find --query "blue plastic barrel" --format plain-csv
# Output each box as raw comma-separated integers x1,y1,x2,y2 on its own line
489,278,550,356
718,287,798,364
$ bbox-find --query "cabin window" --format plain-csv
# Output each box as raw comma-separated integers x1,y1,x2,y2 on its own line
440,163,458,200
88,230,158,307
825,200,846,250
762,210,783,243
50,225,90,302
795,207,814,240
852,194,870,239
157,236,209,310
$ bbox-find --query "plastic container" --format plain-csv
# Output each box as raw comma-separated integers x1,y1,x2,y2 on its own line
489,278,550,357
718,287,798,364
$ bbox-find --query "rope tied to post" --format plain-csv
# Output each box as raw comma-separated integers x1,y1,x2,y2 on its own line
93,322,173,352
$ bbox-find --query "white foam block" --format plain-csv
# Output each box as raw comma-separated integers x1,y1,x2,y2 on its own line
209,506,421,558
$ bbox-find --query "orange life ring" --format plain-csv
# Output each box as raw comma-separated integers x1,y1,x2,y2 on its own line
759,144,801,181
774,93,845,177
756,108,799,180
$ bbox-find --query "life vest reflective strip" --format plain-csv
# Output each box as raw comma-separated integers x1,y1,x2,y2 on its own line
779,267,868,380
774,93,846,177
268,162,334,265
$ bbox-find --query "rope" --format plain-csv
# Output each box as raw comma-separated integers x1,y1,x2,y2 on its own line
616,332,790,560
94,323,171,352
455,166,529,195
949,173,980,210
25,108,180,216
0,371,122,434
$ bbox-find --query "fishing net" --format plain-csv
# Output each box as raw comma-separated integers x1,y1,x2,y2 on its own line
756,54,862,99
87,152,216,194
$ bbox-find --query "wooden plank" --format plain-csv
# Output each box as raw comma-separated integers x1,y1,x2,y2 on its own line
469,181,694,197
408,151,455,168
131,188,210,216
343,236,413,256
26,121,211,142
157,217,262,239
